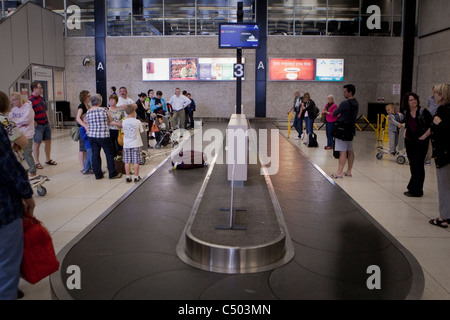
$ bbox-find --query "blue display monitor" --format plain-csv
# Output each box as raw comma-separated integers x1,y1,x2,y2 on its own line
219,23,260,49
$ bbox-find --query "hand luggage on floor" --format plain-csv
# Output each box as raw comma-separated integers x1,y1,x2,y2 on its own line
171,150,208,169
307,133,318,148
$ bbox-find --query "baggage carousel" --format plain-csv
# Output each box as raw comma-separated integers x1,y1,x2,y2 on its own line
50,119,424,300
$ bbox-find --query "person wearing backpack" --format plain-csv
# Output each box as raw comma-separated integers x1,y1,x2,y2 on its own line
401,92,433,198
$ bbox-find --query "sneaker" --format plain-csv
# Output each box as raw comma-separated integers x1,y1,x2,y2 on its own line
126,177,132,183
134,176,141,182
110,173,123,179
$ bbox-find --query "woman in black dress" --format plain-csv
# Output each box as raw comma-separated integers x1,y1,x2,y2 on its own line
401,92,433,197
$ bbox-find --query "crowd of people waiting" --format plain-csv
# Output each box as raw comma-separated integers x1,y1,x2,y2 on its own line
287,83,450,229
74,86,196,182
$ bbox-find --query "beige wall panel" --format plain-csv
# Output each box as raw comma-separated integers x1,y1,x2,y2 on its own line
27,4,44,65
55,15,65,68
42,9,57,66
0,20,13,93
419,0,450,37
11,7,30,79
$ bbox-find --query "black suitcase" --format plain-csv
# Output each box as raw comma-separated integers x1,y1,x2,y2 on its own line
171,150,208,169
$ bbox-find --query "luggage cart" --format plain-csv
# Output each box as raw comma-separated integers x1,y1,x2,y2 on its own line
376,126,407,165
29,175,50,196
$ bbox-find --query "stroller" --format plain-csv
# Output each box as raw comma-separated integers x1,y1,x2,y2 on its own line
151,113,179,149
376,126,408,165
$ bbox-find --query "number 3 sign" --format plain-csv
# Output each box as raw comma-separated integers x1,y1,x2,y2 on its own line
233,63,245,78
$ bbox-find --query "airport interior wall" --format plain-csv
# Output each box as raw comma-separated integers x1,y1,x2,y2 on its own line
64,35,404,119
0,3,64,94
416,0,450,101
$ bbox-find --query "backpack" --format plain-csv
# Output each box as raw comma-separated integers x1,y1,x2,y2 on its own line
307,133,318,147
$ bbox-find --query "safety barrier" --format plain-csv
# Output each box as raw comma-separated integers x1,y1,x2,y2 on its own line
376,114,389,142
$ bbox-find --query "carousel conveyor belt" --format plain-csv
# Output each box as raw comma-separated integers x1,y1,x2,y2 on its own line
50,119,424,300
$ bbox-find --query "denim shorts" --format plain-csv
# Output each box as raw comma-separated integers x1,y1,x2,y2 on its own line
33,123,51,143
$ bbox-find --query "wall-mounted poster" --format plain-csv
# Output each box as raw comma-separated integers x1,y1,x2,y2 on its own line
170,58,199,80
142,57,245,81
142,58,170,81
316,59,344,81
269,58,316,81
198,58,244,80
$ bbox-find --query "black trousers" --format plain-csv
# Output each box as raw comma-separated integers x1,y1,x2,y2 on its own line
405,138,429,196
89,137,118,179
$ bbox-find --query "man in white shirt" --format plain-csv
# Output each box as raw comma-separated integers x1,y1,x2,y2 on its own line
117,87,137,116
168,88,191,130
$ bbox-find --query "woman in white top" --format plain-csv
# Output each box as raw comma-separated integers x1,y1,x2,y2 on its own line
108,94,124,157
9,92,36,176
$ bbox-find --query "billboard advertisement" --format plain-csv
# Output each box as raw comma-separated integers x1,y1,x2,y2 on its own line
142,57,243,81
170,58,199,80
268,58,316,81
316,59,344,81
142,58,170,81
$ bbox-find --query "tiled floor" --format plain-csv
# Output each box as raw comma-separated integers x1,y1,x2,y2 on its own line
18,124,450,300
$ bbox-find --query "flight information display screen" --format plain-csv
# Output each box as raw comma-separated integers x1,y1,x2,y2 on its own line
219,23,260,49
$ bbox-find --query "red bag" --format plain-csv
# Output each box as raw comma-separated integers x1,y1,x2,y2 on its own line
21,214,60,284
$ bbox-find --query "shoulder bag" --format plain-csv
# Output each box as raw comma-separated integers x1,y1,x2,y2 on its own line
21,213,60,284
70,126,80,141
332,100,356,141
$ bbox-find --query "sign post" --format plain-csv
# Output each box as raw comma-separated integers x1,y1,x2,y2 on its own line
235,2,243,114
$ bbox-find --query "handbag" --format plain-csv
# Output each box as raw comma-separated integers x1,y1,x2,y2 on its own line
21,213,60,284
332,99,357,141
117,128,124,146
70,126,80,141
332,121,354,141
151,122,160,133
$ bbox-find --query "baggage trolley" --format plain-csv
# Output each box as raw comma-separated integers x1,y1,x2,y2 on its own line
30,175,50,196
376,126,407,165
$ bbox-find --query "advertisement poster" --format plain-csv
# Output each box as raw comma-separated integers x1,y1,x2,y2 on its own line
142,58,170,81
170,58,199,80
269,58,316,81
198,58,239,80
142,57,244,81
316,59,344,81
